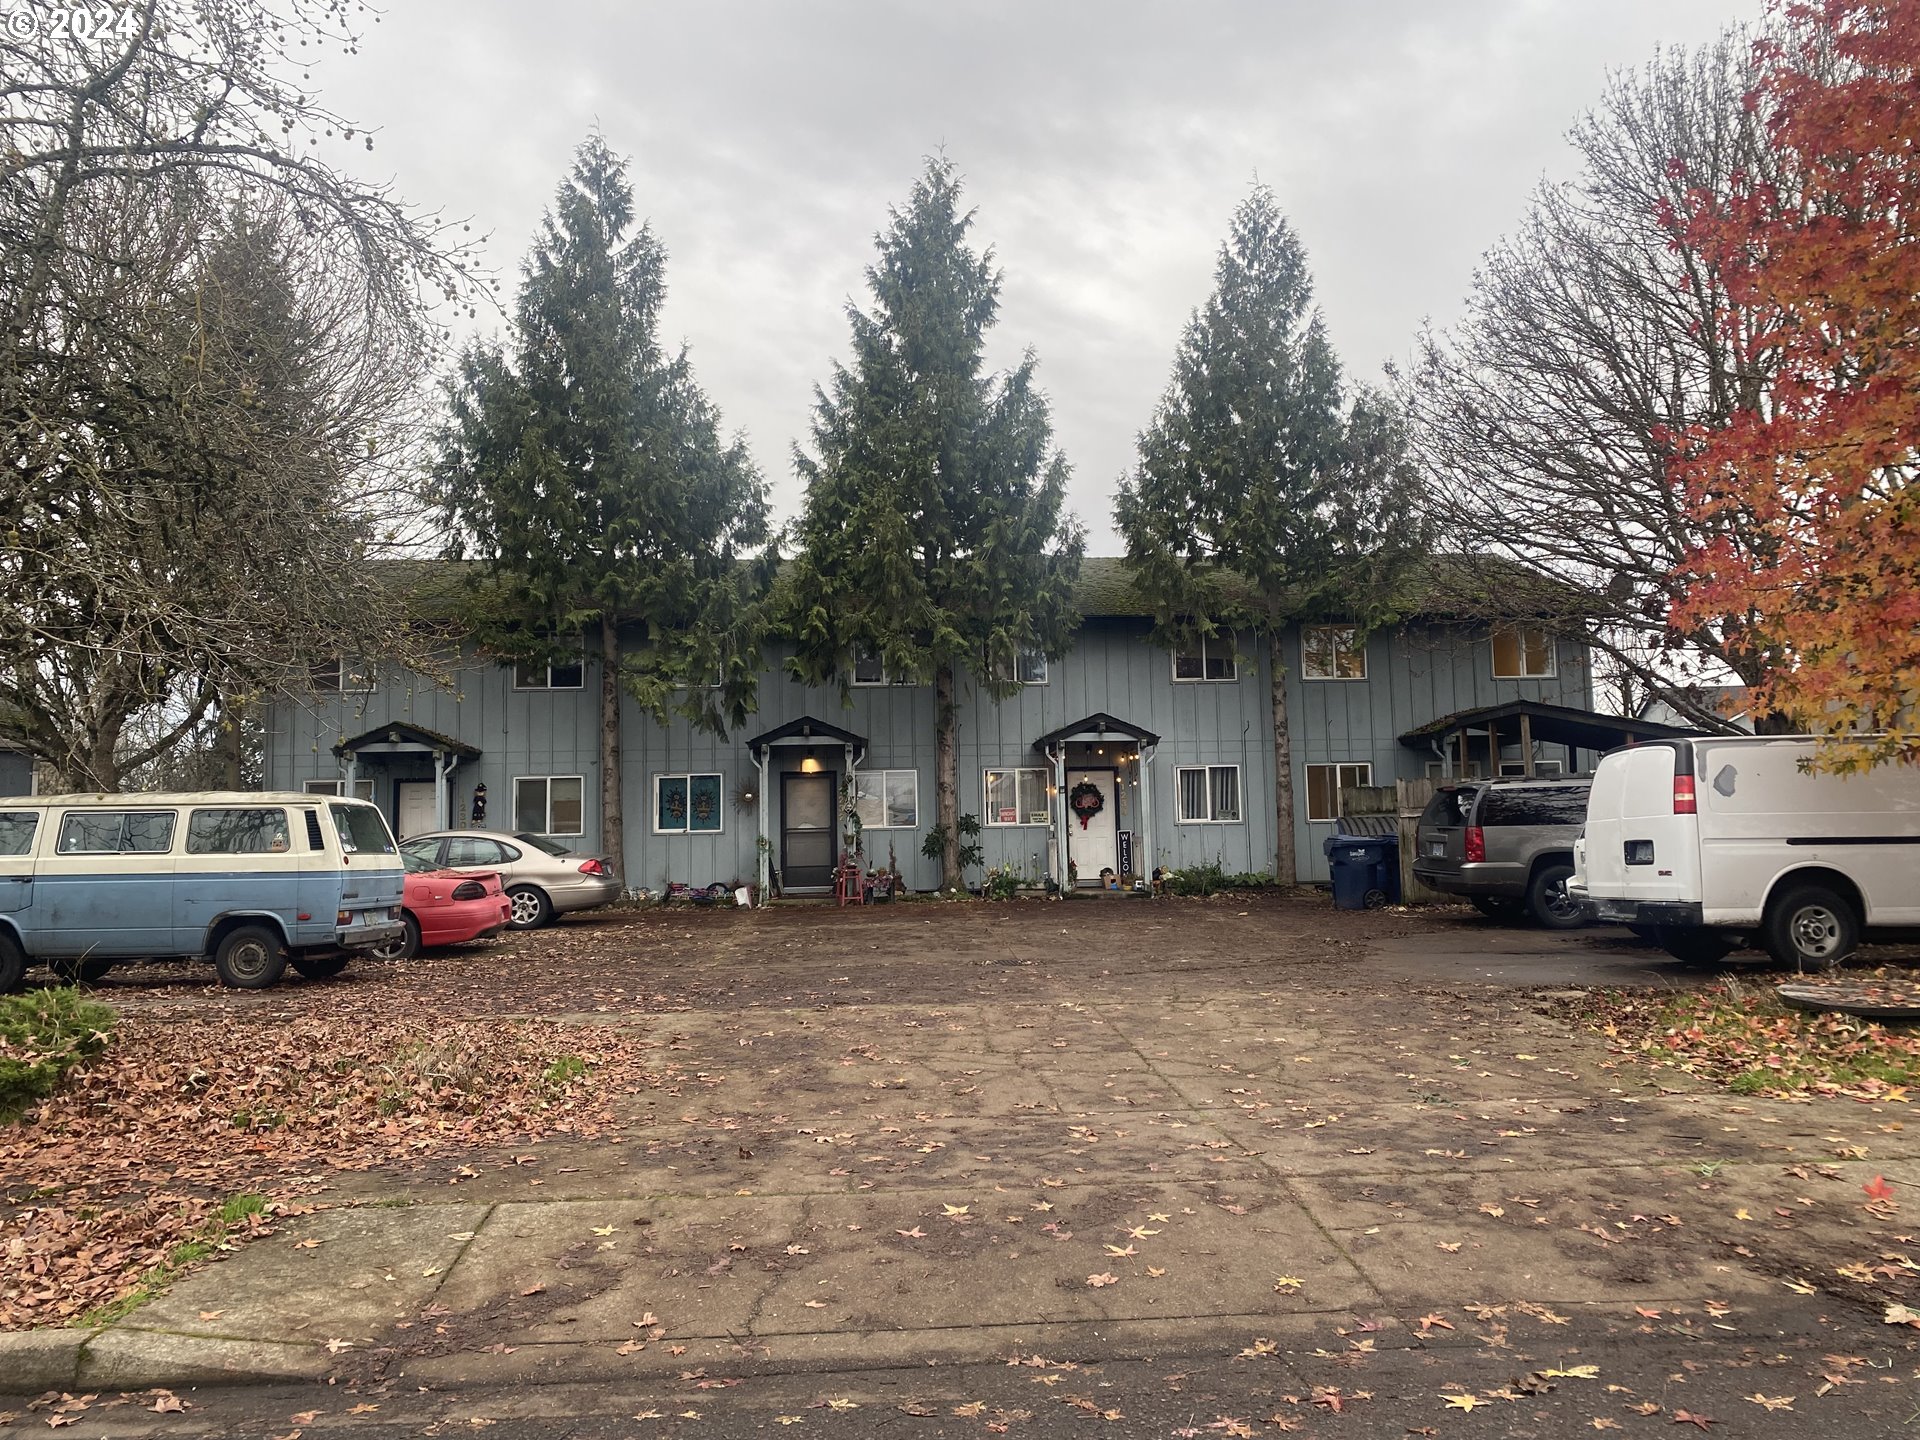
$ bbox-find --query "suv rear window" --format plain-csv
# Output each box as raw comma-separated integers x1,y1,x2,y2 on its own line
1420,786,1480,828
1475,784,1592,827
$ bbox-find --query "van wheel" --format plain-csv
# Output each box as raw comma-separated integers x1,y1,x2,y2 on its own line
50,956,113,985
213,925,287,989
0,933,24,994
1526,863,1587,929
506,886,552,930
368,914,421,962
1763,884,1860,969
1654,927,1736,967
290,954,350,980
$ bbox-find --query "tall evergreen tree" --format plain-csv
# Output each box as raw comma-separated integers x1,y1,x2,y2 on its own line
786,158,1084,890
1116,186,1426,883
436,136,769,887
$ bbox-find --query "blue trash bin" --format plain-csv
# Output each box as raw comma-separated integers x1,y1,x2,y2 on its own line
1323,830,1401,910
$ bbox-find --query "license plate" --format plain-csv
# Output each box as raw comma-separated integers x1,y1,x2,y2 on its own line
1427,840,1446,858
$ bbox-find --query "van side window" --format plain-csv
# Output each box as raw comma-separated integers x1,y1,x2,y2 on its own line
0,812,36,856
58,811,176,854
187,808,291,855
304,810,325,850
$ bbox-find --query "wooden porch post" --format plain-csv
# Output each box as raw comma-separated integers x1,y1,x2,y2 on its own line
1519,712,1535,777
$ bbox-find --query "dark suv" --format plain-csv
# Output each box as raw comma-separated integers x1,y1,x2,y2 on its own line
1412,777,1592,928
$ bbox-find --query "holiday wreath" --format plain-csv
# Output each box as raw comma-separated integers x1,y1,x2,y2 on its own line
1068,779,1106,830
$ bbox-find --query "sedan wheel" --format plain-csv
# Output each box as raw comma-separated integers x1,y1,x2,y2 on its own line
507,885,552,929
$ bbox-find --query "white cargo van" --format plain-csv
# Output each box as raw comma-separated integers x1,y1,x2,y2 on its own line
1576,736,1920,966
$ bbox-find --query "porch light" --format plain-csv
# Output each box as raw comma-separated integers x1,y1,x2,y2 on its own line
800,748,821,774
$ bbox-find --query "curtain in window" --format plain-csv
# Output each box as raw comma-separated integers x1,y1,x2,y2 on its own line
1178,767,1207,821
1210,767,1241,822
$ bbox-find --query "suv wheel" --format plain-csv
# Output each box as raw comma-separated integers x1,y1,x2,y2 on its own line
1526,862,1587,930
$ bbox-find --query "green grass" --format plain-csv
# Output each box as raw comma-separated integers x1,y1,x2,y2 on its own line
73,1191,269,1327
543,1054,588,1087
1,988,115,1121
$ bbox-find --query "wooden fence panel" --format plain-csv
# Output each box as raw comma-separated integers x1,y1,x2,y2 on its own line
1337,779,1444,905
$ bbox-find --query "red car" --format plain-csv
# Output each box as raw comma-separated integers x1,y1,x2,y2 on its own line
370,853,512,961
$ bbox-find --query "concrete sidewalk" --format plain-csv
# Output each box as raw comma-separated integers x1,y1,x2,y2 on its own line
9,975,1919,1420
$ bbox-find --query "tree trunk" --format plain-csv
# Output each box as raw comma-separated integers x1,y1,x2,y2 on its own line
600,620,626,887
1270,629,1297,887
935,661,960,891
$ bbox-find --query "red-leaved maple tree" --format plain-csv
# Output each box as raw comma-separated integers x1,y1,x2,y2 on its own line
1664,0,1920,767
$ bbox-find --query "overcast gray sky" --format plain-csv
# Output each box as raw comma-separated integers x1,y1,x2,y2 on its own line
323,1,1757,552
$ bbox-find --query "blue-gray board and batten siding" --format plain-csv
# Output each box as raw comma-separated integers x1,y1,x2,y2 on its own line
262,611,1593,889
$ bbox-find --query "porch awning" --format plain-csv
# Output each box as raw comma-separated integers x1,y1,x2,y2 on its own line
745,714,867,760
1031,712,1161,753
1398,700,1693,755
333,721,481,760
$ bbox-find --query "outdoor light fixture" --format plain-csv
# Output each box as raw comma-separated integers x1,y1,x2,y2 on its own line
800,747,821,774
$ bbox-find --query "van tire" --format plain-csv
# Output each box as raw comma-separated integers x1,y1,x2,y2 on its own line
1654,926,1736,967
213,925,287,989
50,956,113,985
1762,883,1860,968
0,933,24,994
290,954,350,980
506,885,552,930
1526,862,1587,930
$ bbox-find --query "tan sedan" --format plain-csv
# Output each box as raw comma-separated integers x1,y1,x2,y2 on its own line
397,829,621,929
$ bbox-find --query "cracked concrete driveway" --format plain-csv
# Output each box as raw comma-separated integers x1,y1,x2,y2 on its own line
7,895,1919,1437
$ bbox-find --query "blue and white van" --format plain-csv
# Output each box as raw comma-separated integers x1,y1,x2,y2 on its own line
0,792,406,991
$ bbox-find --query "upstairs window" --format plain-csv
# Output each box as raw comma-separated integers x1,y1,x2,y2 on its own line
1302,625,1367,681
1172,636,1237,682
1491,625,1556,679
851,648,915,686
988,648,1049,686
513,658,585,690
311,656,376,694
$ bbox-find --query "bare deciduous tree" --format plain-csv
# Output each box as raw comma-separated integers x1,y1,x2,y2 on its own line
0,1,479,788
1405,29,1794,731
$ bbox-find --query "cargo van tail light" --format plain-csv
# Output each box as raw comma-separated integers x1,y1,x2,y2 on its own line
1673,774,1698,815
578,858,608,877
1464,826,1486,863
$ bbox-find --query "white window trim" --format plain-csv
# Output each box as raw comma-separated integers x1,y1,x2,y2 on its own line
1301,625,1368,682
983,766,1050,827
515,773,587,837
512,659,586,691
1490,625,1558,680
1170,636,1238,683
304,779,375,801
1174,764,1245,824
652,771,726,836
1304,762,1374,823
852,769,920,829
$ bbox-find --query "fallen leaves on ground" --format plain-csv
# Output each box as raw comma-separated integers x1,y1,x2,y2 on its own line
1576,984,1920,1101
1,992,661,1328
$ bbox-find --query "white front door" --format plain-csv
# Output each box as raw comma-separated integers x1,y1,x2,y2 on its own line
1065,769,1118,886
396,782,438,839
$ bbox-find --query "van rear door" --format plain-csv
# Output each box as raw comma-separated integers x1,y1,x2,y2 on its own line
1584,742,1701,908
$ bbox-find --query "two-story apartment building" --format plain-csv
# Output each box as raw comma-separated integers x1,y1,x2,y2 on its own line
262,559,1596,892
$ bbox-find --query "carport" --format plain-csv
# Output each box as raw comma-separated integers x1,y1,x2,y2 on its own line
1399,700,1694,779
